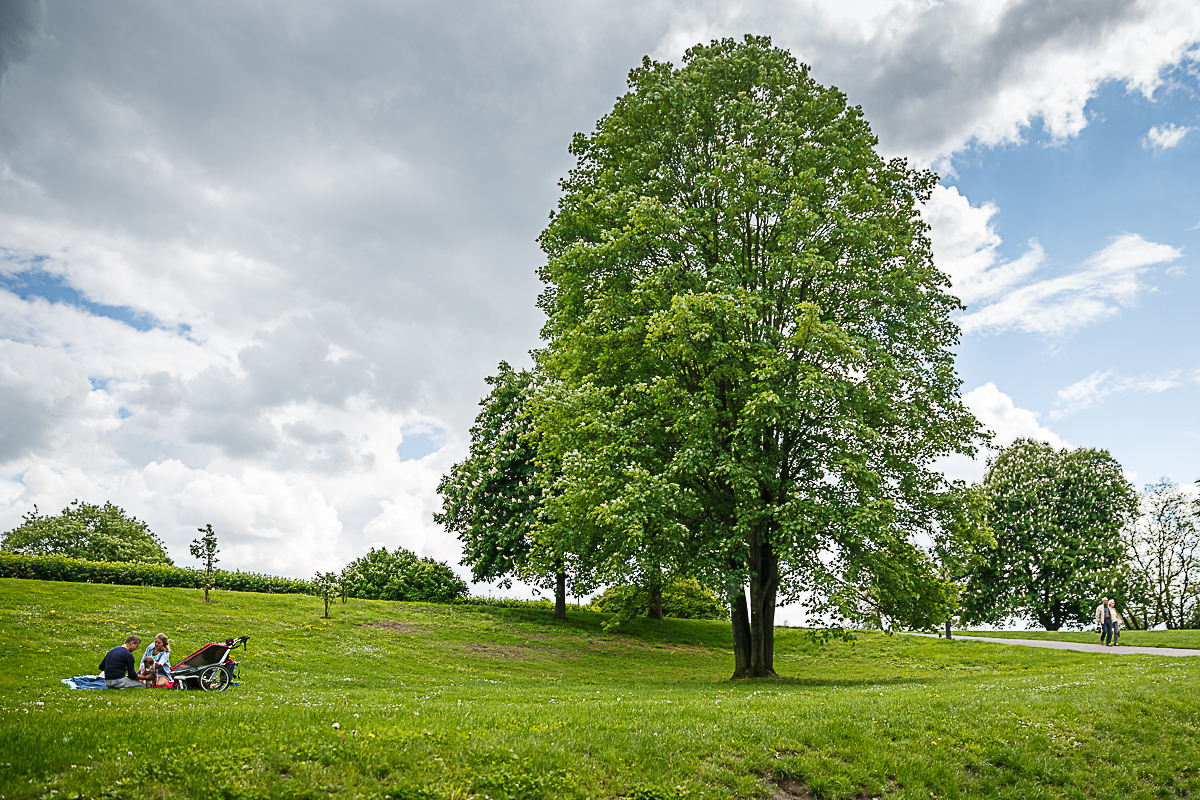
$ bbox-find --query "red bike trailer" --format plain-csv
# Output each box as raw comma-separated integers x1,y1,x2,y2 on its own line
162,635,249,691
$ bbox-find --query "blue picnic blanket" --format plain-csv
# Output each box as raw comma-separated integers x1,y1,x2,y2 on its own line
62,676,108,690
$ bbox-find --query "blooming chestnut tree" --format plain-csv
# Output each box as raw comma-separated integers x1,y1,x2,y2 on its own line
962,438,1138,630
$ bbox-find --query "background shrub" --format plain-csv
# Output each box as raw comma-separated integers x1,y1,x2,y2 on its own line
1,501,172,565
341,547,469,604
590,578,728,620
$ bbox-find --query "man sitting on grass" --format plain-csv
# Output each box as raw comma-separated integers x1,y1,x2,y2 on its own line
99,635,145,689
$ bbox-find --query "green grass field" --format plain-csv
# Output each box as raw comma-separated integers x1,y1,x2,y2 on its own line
2,578,1199,800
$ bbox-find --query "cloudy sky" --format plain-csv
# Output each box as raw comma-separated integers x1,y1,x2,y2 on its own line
2,0,1198,590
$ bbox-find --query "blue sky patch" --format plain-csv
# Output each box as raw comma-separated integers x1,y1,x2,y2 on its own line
0,258,161,332
396,430,445,462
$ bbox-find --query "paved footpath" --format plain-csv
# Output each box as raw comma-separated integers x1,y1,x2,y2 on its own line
904,632,1200,657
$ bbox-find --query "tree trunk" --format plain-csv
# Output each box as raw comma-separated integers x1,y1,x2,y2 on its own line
728,580,752,679
648,571,664,620
945,618,952,639
554,563,567,620
741,526,779,678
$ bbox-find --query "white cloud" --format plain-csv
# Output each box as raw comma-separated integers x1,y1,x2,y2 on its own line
655,0,1200,166
965,382,1067,450
925,184,1185,335
2,1,1199,581
1050,368,1188,418
960,233,1183,335
0,339,94,462
924,185,1044,305
937,382,1066,483
1144,122,1193,150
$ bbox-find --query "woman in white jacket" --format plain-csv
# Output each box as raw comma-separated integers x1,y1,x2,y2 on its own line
1108,599,1124,646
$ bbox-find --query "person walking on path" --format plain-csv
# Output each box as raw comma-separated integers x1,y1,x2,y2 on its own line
99,635,145,689
1095,597,1109,642
1108,599,1124,646
1097,598,1115,646
1095,597,1114,645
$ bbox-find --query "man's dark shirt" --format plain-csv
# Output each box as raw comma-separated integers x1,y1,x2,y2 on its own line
99,645,137,680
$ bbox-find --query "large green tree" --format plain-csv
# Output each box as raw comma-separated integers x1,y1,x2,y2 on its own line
2,500,172,565
435,363,578,619
963,439,1138,630
534,37,983,677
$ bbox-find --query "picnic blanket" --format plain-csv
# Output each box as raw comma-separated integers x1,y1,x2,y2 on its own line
62,675,108,689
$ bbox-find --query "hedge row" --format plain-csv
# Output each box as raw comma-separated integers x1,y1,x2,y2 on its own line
452,596,557,610
0,553,313,595
0,553,588,611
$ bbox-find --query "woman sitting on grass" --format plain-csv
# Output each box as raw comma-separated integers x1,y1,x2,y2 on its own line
142,633,173,681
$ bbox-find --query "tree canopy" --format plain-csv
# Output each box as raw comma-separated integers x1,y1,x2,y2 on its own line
434,362,575,619
1,500,172,565
533,36,984,677
962,439,1138,630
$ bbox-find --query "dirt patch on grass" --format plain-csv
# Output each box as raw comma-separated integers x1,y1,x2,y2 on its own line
765,774,815,800
446,641,581,660
364,621,424,635
588,638,709,653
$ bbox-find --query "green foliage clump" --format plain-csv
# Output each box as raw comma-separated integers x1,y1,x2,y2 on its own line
341,547,468,604
452,596,555,611
591,578,728,620
0,552,311,594
1,500,172,565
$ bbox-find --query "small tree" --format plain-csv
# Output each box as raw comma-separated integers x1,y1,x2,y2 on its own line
339,547,468,604
314,571,338,619
189,524,220,603
591,577,728,621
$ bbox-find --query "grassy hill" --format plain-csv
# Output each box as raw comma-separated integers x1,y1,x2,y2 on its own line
2,579,1198,800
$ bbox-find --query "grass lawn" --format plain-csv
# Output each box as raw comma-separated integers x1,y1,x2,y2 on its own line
956,629,1200,649
2,579,1199,800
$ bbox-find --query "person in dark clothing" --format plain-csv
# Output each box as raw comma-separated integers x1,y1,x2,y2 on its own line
99,635,145,689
